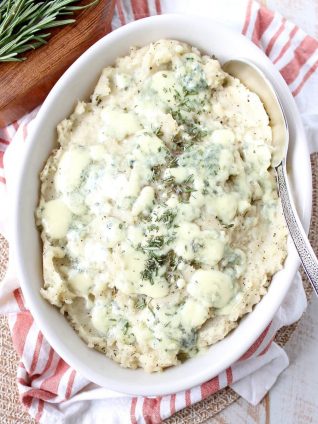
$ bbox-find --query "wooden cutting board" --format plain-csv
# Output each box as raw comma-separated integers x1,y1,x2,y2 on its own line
0,0,115,128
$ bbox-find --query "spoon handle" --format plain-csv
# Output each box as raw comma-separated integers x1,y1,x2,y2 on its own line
276,161,318,296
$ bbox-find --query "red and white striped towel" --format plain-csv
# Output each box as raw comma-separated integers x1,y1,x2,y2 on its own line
0,1,317,422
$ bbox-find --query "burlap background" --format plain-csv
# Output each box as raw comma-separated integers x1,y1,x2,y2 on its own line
0,154,316,424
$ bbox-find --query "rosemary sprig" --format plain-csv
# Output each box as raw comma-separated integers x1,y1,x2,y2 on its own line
0,0,99,62
138,234,176,284
157,209,177,227
163,173,196,201
141,253,165,284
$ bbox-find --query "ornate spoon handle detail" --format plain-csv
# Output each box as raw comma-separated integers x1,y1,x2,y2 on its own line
276,161,318,296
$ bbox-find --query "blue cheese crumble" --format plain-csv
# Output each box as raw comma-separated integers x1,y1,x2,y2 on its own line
36,40,287,372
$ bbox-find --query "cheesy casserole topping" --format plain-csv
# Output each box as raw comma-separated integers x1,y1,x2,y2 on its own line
37,40,287,372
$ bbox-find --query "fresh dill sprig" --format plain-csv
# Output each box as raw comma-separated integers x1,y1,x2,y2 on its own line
0,0,99,62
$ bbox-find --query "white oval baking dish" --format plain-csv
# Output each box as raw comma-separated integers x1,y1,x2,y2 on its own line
12,14,312,396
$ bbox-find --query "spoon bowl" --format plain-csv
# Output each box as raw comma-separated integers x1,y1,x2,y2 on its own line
223,59,287,167
223,58,318,296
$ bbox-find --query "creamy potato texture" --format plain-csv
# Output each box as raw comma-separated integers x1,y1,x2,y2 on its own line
37,40,287,372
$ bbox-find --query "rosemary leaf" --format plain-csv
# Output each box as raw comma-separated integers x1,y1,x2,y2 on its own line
0,0,99,62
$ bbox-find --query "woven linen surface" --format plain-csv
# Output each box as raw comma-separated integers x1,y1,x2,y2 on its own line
0,153,316,423
1,0,318,422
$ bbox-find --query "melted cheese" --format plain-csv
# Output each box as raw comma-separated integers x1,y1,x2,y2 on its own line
42,199,71,239
187,270,233,308
68,273,92,296
132,186,155,216
101,109,141,141
213,194,238,224
139,279,169,298
55,148,90,194
151,71,179,106
102,217,125,248
180,299,210,330
91,304,110,334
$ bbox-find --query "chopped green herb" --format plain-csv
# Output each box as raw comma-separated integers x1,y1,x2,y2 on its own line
163,174,196,201
141,253,165,284
135,297,147,309
123,321,130,335
157,209,177,227
147,303,155,316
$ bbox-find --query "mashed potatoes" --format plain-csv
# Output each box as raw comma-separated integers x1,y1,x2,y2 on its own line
36,40,287,372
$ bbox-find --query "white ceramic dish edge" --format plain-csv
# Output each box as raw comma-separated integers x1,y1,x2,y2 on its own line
12,14,312,396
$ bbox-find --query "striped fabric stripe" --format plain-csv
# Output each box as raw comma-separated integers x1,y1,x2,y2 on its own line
0,151,6,184
292,58,318,96
242,1,318,96
239,323,272,361
0,1,317,423
242,0,253,36
251,5,275,46
169,393,176,416
280,36,318,85
265,18,286,56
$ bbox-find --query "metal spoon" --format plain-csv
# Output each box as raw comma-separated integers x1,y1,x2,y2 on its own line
223,58,318,296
